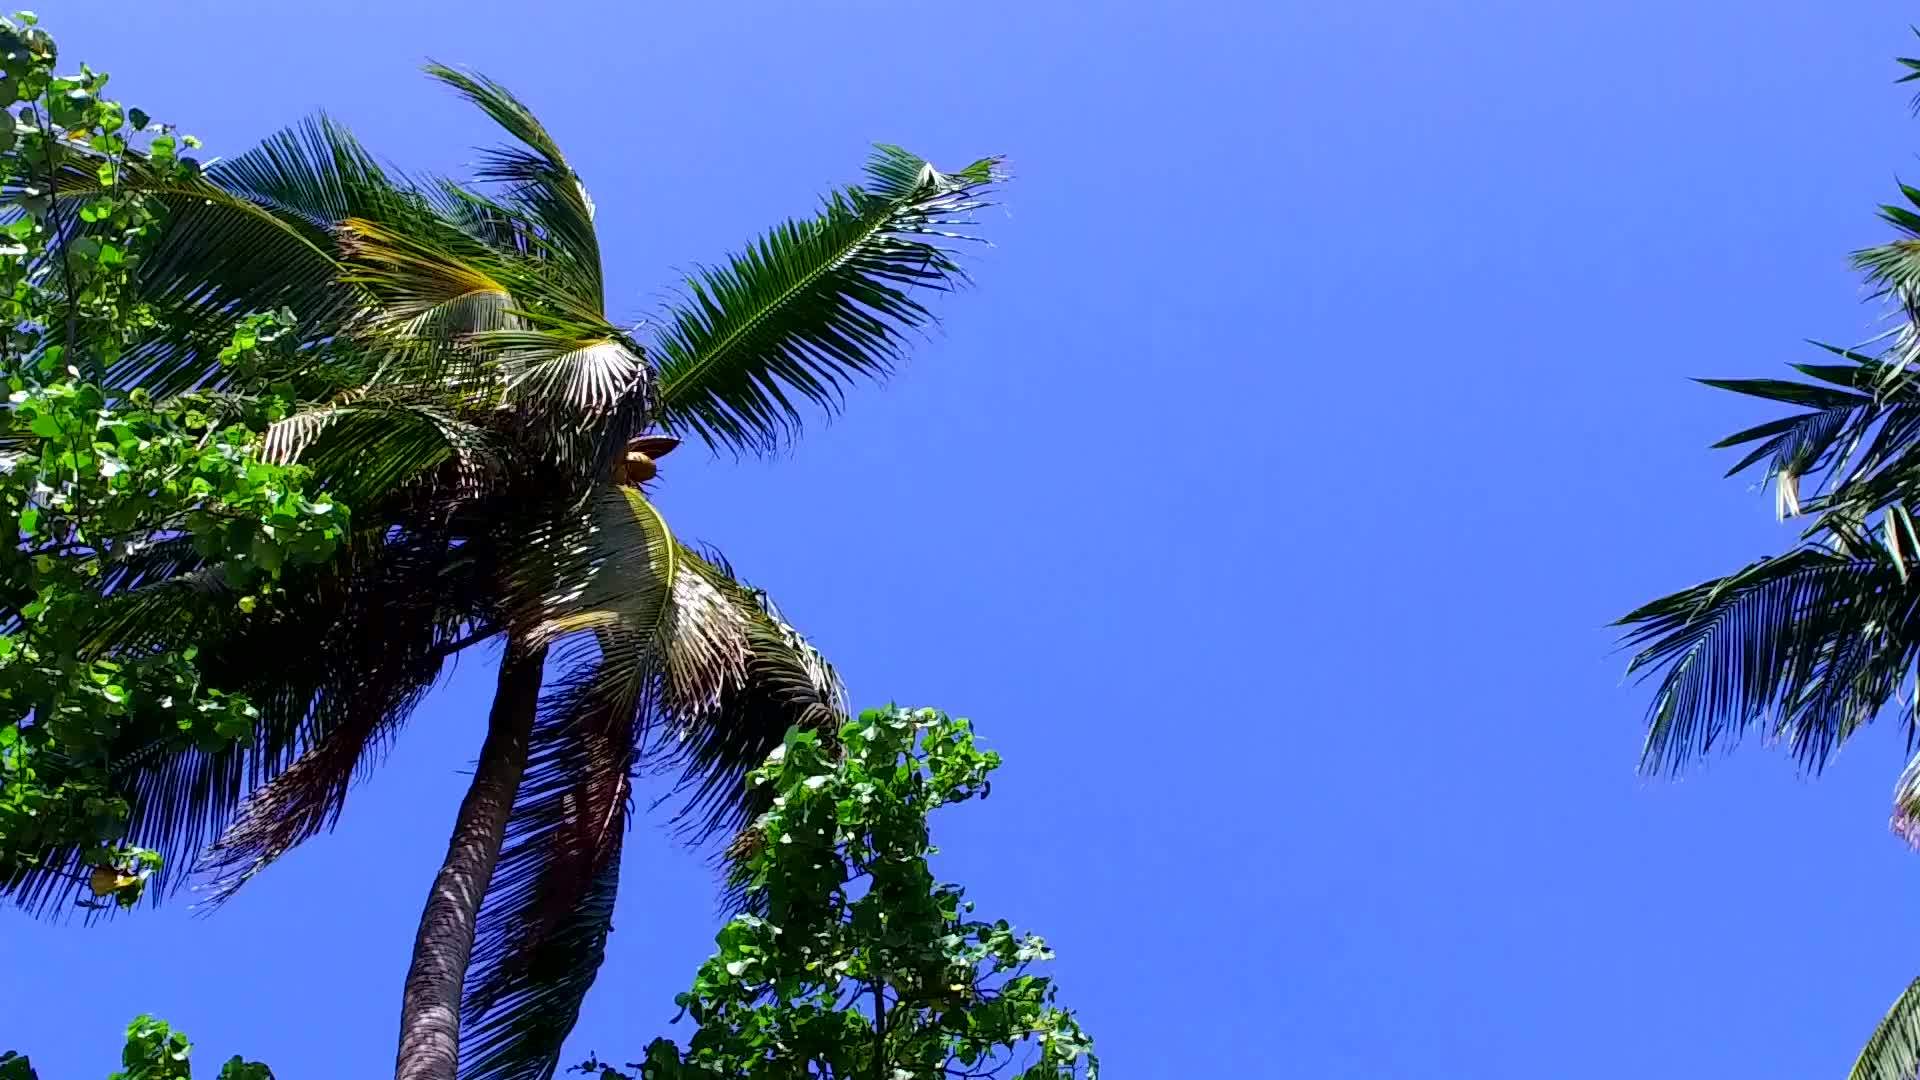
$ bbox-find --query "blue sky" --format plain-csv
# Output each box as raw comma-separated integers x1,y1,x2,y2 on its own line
14,1,1920,1076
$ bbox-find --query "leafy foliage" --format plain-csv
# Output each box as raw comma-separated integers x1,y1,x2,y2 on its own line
0,1015,271,1080
569,708,1097,1080
0,14,347,908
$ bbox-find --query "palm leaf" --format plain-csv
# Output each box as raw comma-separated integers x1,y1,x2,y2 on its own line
1696,377,1869,411
1858,181,1920,299
114,112,567,399
190,575,469,907
337,216,522,339
457,500,850,1078
171,535,487,905
1696,339,1920,492
652,145,1000,455
459,486,678,1080
333,211,641,469
455,648,633,1080
1712,404,1853,480
1851,977,1920,1080
5,526,490,913
1619,542,1920,773
423,63,602,305
285,401,507,510
210,114,398,234
661,546,847,842
109,119,406,395
489,334,648,419
510,486,676,648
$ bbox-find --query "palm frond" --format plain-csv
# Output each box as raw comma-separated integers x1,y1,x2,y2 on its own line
460,820,621,1080
490,334,647,418
456,499,849,1077
1619,542,1920,773
1851,977,1920,1080
330,212,535,405
423,179,541,259
281,400,506,510
1697,376,1872,412
479,332,652,474
456,642,632,1080
94,535,207,603
1899,28,1920,111
210,114,397,233
512,486,677,650
4,526,490,913
659,546,847,843
459,487,678,1080
334,205,623,424
652,145,1001,456
111,112,576,399
338,216,522,337
191,577,467,907
1708,394,1858,482
168,537,485,907
1688,340,1920,541
108,119,407,394
122,190,350,396
1702,372,1872,502
424,63,602,304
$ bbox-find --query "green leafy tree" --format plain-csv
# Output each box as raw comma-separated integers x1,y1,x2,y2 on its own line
0,1015,272,1080
2,21,1004,1080
1618,36,1920,1080
0,15,346,908
580,707,1097,1080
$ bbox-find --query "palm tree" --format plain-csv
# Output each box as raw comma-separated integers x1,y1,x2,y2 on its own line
7,68,1000,1080
1619,137,1920,1080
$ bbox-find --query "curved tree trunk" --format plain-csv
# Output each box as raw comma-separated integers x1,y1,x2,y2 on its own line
395,643,547,1080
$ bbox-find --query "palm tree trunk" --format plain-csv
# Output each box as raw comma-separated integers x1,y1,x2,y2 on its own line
395,642,547,1080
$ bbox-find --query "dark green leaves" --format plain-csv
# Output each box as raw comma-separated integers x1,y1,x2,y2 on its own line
652,146,1000,456
423,63,601,302
1694,377,1868,410
210,113,392,232
1620,545,1918,773
1,1015,275,1080
1624,333,1920,775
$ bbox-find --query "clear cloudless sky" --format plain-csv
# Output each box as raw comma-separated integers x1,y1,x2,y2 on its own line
11,1,1920,1076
